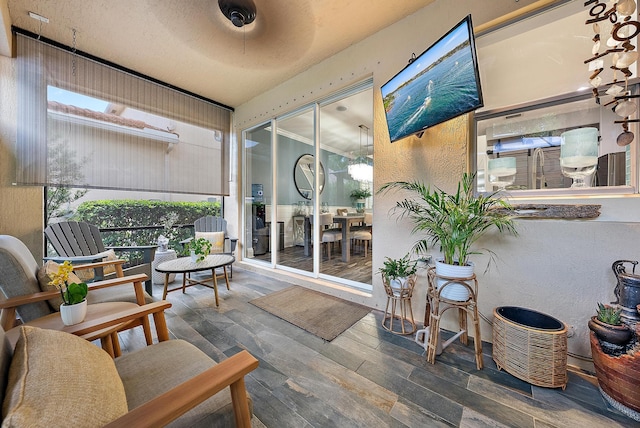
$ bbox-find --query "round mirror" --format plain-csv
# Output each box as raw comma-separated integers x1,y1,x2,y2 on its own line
294,154,325,200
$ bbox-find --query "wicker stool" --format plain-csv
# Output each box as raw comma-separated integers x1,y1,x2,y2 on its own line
381,274,417,335
424,266,483,369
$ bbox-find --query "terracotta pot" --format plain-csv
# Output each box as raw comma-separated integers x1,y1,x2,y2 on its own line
588,316,632,346
590,332,640,420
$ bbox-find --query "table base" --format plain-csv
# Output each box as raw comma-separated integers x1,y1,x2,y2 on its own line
162,265,231,306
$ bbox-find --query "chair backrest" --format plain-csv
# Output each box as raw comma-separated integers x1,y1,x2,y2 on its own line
0,236,53,323
364,212,373,225
44,221,106,257
319,213,334,227
194,216,228,235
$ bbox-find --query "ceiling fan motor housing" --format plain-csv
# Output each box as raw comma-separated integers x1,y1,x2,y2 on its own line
218,0,256,27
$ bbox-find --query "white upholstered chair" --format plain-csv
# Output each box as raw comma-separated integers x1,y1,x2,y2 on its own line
318,213,342,260
351,212,372,257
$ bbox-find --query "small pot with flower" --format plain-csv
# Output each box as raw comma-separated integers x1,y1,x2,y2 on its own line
187,237,212,263
48,260,89,326
588,302,632,350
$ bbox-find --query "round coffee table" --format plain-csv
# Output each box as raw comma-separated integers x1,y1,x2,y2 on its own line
155,254,235,306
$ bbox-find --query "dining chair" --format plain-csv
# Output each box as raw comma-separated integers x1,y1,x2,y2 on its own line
352,212,372,257
319,213,342,260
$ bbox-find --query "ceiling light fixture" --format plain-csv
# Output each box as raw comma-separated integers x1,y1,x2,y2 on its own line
348,125,373,182
218,0,256,28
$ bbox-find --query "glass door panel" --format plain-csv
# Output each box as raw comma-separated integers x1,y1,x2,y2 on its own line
244,123,272,262
319,88,373,286
276,108,315,273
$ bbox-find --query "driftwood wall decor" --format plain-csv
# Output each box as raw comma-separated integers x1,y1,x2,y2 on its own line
497,204,602,219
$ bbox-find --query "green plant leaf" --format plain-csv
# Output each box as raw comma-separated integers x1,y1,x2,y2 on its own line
65,282,88,305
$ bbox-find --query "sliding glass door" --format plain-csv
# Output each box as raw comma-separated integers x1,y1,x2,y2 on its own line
242,80,373,290
243,123,272,263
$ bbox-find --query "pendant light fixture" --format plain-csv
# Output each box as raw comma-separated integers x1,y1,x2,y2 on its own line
348,125,373,182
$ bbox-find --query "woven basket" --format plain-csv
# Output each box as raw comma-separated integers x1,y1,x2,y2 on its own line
492,306,568,389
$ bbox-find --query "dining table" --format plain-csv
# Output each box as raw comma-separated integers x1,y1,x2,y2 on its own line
303,214,365,263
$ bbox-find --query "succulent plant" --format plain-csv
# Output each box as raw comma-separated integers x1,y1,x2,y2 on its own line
596,302,623,326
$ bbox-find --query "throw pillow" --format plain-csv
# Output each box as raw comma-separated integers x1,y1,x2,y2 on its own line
2,326,128,426
37,260,83,311
195,231,225,254
73,249,119,282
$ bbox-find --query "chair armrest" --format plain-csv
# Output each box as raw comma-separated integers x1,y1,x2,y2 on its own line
108,246,157,265
43,251,112,263
108,245,158,251
64,300,172,341
104,350,259,428
0,274,150,310
72,259,125,272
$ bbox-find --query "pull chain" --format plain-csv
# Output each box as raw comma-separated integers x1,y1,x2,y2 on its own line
72,28,77,77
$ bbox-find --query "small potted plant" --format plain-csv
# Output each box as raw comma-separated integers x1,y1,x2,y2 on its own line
378,254,418,290
350,188,372,213
187,237,212,262
588,302,632,349
48,260,89,326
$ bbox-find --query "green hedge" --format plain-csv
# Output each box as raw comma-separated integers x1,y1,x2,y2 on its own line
72,200,221,257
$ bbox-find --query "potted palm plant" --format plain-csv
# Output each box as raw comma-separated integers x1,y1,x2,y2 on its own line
378,173,518,301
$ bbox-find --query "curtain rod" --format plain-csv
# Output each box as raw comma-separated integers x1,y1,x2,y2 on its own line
12,26,234,112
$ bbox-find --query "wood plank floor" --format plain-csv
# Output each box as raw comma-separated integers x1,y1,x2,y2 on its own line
118,268,640,427
252,244,373,284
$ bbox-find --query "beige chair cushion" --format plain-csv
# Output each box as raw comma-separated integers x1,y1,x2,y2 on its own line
2,326,128,426
115,339,251,427
195,231,225,254
37,260,84,311
74,249,119,282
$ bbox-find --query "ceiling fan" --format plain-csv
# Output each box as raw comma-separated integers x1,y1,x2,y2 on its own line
218,0,256,28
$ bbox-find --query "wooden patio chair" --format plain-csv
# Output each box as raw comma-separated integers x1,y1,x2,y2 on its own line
0,301,259,427
182,215,238,277
0,234,154,354
44,221,157,294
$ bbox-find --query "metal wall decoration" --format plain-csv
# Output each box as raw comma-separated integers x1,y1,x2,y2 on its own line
585,0,639,146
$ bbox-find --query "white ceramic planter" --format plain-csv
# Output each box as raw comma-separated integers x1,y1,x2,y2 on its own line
60,300,88,326
435,259,474,301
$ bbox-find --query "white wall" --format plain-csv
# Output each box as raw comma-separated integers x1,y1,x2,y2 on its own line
234,0,640,371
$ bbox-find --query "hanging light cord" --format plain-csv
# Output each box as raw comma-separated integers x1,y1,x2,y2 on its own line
71,28,77,77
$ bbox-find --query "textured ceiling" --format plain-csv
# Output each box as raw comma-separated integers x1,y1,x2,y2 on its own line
4,0,435,108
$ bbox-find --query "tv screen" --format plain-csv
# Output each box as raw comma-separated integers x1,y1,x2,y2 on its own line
381,15,483,143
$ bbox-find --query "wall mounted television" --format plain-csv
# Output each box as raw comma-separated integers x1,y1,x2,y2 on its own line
381,15,483,143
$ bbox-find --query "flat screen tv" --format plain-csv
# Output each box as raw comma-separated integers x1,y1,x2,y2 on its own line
381,15,483,143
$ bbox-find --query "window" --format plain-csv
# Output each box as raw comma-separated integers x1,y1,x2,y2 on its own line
474,1,637,194
16,33,231,195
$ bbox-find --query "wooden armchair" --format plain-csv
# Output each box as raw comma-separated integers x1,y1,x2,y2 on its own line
0,234,154,352
0,301,259,427
45,221,157,294
181,215,238,276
